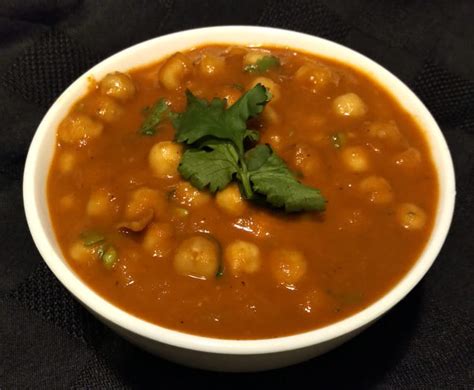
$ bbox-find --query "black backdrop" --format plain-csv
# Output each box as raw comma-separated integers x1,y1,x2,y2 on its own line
1,1,473,388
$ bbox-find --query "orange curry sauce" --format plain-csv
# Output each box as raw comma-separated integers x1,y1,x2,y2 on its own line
47,45,438,339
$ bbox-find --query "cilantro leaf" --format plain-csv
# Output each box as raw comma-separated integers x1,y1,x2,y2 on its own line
178,141,239,192
246,145,326,212
139,98,169,136
244,56,280,73
173,85,269,154
226,83,270,120
244,143,272,171
174,93,227,144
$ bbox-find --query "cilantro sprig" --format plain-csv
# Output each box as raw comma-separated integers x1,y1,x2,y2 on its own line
137,84,325,212
172,85,326,212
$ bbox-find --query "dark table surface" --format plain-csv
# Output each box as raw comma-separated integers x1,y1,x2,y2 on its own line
1,0,473,388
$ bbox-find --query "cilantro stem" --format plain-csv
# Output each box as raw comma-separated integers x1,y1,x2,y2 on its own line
238,158,254,199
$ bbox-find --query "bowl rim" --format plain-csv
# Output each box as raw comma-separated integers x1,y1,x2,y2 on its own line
23,25,456,355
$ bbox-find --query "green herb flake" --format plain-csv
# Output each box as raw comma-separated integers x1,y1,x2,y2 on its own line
80,231,105,247
79,231,118,269
244,55,280,73
102,246,118,269
139,98,170,136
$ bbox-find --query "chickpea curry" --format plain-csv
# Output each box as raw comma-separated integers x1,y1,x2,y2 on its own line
47,45,438,339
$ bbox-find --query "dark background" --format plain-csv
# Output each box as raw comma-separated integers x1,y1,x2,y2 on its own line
1,0,473,388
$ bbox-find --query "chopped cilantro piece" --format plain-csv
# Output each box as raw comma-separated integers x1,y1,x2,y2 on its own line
80,231,105,247
79,231,118,269
139,98,170,136
244,55,280,73
102,245,118,269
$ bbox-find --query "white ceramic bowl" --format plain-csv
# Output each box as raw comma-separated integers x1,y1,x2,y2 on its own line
23,26,456,372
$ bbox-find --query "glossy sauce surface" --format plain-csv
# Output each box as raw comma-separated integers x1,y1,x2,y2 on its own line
47,45,438,339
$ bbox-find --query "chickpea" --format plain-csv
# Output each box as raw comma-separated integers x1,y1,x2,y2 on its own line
57,113,103,146
197,54,225,77
125,187,167,219
158,52,192,90
341,146,370,172
86,188,117,219
224,240,261,276
397,203,427,230
294,63,336,92
174,182,211,208
58,151,76,174
69,241,94,264
99,72,136,101
174,235,220,280
215,183,246,216
118,187,167,231
249,77,280,102
148,141,183,179
118,210,153,232
394,147,421,169
366,120,402,145
270,249,307,285
332,93,367,118
143,222,175,257
93,95,123,123
359,176,394,204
